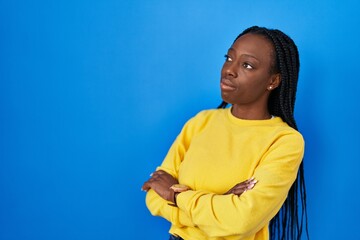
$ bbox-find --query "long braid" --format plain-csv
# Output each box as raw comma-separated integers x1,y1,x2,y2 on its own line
218,26,309,240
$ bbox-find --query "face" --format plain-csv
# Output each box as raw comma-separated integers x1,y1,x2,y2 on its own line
220,33,279,108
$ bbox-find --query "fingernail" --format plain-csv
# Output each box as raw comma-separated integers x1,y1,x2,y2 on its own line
150,173,153,176
247,183,255,189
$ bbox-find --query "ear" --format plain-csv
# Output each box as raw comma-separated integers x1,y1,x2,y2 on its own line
267,73,281,91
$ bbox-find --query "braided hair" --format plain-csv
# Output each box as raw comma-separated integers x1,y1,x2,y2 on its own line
218,26,309,240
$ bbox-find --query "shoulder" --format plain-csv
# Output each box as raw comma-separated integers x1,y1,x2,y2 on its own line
262,118,305,157
190,108,227,121
270,121,305,159
180,108,226,134
275,120,304,145
186,108,226,126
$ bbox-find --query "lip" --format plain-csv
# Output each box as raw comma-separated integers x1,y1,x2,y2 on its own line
220,79,236,91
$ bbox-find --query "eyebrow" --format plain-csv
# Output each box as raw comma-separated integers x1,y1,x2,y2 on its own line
228,48,260,62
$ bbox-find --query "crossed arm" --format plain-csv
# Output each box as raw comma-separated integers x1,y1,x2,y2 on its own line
142,170,257,204
141,135,303,238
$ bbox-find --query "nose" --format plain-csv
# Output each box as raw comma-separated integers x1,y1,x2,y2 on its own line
224,62,238,78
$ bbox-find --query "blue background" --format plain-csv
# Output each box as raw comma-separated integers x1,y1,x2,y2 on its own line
1,0,359,239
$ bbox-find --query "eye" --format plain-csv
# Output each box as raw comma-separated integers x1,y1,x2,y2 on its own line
243,62,253,69
224,54,233,62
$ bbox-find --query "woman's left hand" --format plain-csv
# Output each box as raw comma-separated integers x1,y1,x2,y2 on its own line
224,177,258,196
142,170,178,202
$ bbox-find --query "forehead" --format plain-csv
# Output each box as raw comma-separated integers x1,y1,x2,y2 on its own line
231,33,274,60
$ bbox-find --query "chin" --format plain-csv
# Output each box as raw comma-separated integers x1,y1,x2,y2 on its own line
221,94,234,105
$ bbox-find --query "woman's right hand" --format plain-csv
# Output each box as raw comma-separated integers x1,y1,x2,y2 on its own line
224,177,258,196
142,170,179,202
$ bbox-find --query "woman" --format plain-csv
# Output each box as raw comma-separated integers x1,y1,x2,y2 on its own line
142,26,308,240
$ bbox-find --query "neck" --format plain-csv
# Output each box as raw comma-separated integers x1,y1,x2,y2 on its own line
231,105,272,120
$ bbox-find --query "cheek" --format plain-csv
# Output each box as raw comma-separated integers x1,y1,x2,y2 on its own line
246,71,270,88
236,73,270,99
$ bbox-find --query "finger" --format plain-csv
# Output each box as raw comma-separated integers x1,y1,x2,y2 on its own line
154,170,166,175
239,182,256,191
141,182,151,192
240,177,253,183
244,177,256,184
150,170,165,179
151,171,159,177
240,179,257,188
247,182,256,189
247,179,258,188
225,182,247,194
233,179,257,189
232,184,248,190
232,187,253,196
231,188,247,195
225,178,258,195
249,178,258,184
251,178,258,183
238,179,250,185
148,172,163,180
226,184,247,195
231,187,248,195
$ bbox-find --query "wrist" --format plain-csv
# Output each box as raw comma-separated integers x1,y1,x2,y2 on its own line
173,192,180,206
170,184,190,192
168,184,190,207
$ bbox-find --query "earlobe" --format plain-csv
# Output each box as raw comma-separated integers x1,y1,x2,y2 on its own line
268,73,281,90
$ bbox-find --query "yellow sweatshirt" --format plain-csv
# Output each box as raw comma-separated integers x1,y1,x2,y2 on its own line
145,108,304,240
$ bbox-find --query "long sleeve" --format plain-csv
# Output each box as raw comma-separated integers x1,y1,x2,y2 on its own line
145,189,195,227
144,108,305,240
175,132,304,238
145,113,206,227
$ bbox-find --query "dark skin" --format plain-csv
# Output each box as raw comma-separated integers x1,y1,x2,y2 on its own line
142,170,178,202
142,33,280,203
141,170,258,203
221,33,281,119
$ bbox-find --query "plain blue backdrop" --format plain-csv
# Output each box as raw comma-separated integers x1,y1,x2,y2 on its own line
1,0,360,239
